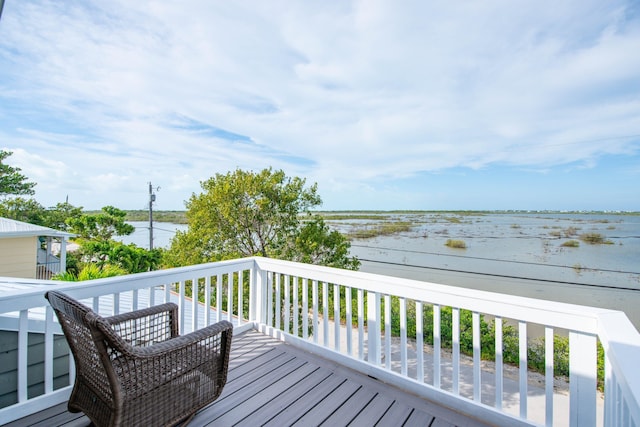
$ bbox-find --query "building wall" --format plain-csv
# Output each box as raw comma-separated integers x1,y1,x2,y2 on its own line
0,237,37,279
0,330,70,408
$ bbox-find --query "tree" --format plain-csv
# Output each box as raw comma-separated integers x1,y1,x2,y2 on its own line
288,216,360,270
166,168,359,270
0,150,36,197
67,206,135,241
80,240,163,273
0,197,46,224
42,201,84,231
65,206,161,275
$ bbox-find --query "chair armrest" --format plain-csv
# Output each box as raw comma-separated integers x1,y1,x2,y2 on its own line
105,303,179,346
127,320,233,359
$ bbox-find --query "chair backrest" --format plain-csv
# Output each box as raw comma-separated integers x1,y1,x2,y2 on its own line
45,291,113,400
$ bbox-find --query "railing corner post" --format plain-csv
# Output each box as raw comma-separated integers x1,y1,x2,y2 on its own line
251,260,268,325
569,331,597,427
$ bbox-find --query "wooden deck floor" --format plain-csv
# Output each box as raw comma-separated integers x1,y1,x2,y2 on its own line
7,329,492,427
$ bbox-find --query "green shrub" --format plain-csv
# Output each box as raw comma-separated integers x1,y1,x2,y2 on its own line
561,240,580,247
53,264,127,281
445,239,467,249
580,233,613,244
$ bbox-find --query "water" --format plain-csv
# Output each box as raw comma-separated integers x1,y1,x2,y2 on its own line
120,214,640,330
344,213,640,330
117,221,187,249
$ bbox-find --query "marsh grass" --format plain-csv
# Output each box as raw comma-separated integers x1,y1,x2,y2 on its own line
561,240,580,248
445,239,467,249
580,232,614,245
564,226,580,237
125,210,188,223
319,213,391,221
349,222,412,239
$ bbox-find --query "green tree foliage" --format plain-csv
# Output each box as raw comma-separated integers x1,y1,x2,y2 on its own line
80,240,163,273
0,150,36,197
41,201,84,231
54,264,127,281
289,217,360,269
0,198,84,230
0,197,46,224
68,205,135,241
62,206,159,276
62,206,160,275
167,168,359,270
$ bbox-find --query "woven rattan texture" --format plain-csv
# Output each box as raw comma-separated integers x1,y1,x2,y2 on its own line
45,291,233,427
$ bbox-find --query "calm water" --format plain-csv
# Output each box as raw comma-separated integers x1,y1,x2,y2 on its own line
118,221,187,249
121,214,640,330
343,213,640,330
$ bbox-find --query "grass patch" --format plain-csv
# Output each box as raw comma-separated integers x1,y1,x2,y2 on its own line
125,210,188,223
561,240,580,248
580,233,614,245
319,213,391,221
348,222,412,239
445,239,467,249
564,226,580,237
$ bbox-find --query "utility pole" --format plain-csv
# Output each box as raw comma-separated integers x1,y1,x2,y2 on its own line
148,182,159,250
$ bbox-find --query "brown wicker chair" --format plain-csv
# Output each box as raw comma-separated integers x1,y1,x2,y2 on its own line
45,290,233,427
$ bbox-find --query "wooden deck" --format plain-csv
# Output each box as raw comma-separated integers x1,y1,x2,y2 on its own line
6,329,492,427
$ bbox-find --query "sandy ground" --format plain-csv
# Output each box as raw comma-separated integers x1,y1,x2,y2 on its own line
309,320,604,427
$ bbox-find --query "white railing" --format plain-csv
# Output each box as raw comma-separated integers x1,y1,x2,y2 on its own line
36,261,61,280
0,257,638,426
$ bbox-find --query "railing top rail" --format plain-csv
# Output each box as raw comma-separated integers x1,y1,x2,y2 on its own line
254,257,621,334
1,256,630,335
0,257,256,313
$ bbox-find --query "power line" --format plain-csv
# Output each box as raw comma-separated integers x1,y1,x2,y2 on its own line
351,244,640,276
356,257,640,292
136,226,180,233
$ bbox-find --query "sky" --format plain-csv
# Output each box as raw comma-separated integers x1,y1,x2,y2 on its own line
1,1,639,212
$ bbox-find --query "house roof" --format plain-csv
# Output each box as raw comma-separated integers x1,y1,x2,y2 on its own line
0,217,75,239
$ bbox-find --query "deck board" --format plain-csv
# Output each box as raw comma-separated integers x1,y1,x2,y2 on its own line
5,329,492,427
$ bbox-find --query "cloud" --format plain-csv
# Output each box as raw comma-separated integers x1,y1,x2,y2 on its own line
1,0,639,209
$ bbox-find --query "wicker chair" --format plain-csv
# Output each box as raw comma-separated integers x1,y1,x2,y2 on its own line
45,290,233,427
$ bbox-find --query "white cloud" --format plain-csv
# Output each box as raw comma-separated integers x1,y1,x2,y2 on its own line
1,0,639,209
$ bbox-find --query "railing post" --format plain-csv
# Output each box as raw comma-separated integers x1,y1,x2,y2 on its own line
18,310,28,403
367,291,381,366
251,261,268,324
569,331,597,427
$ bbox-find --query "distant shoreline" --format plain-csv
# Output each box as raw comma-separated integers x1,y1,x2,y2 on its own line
114,209,640,225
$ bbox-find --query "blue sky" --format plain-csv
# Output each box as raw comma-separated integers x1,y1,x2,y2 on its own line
1,1,639,211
